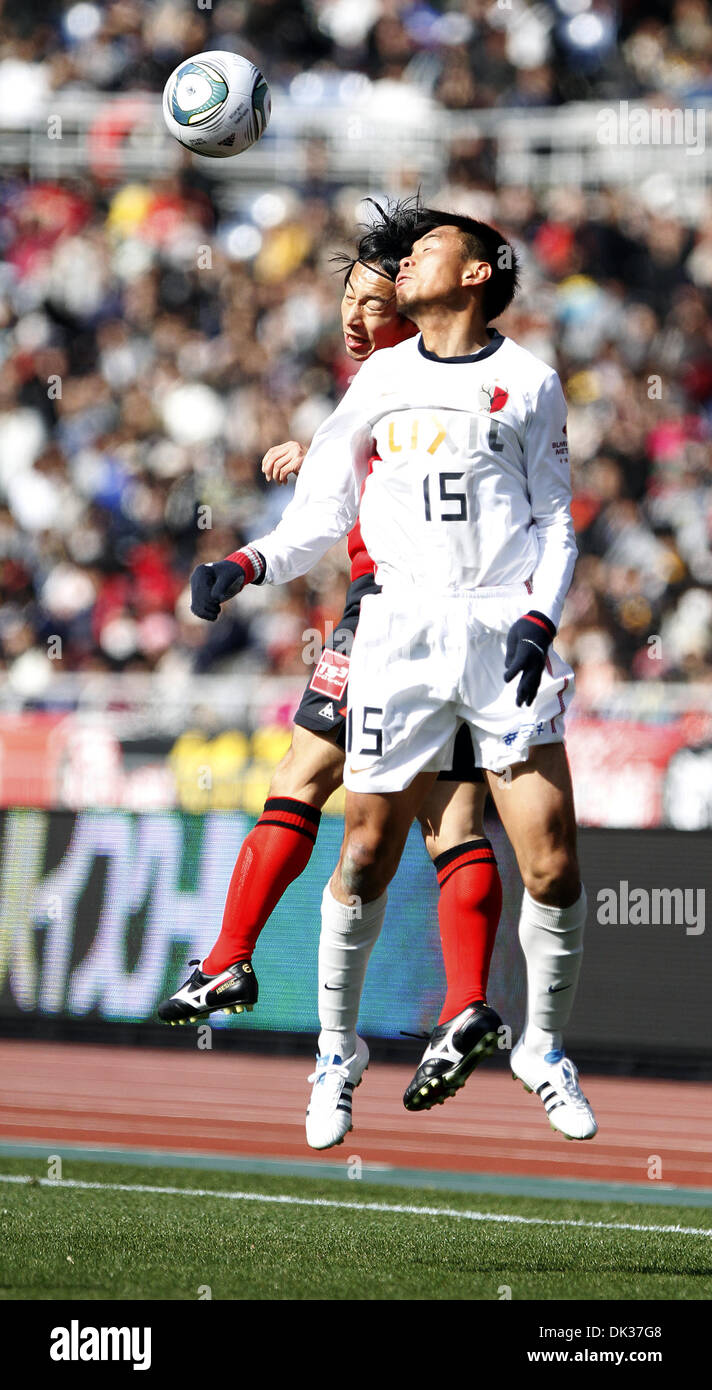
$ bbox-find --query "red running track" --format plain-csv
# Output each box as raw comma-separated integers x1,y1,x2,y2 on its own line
1,1041,711,1188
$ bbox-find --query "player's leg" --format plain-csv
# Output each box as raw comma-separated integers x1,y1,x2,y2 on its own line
418,764,501,1018
307,771,437,1147
404,750,504,1111
321,772,439,1051
456,586,595,1137
203,723,344,972
309,590,463,1145
206,572,380,981
333,774,439,901
158,576,372,1025
486,741,596,1138
158,723,344,1024
321,598,480,1051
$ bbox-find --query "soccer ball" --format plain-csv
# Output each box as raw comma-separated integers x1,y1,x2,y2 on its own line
162,51,271,158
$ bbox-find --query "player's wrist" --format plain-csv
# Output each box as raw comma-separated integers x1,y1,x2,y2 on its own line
225,546,266,585
523,610,556,641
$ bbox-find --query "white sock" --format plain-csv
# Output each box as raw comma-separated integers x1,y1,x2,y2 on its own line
317,883,387,1059
518,886,587,1058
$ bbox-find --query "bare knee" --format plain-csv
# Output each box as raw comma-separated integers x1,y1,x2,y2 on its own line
338,831,386,900
522,846,581,907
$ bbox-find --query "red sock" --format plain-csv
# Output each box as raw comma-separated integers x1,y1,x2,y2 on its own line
202,797,321,973
434,838,502,1024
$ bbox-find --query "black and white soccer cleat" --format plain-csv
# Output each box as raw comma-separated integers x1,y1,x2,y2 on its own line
158,959,258,1025
403,1001,502,1111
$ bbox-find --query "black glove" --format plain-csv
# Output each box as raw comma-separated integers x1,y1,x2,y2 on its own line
504,610,556,707
190,559,248,621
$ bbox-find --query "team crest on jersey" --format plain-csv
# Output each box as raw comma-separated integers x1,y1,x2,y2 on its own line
479,381,509,413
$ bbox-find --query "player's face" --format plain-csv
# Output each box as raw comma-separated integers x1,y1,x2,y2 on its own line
340,262,413,360
395,226,480,313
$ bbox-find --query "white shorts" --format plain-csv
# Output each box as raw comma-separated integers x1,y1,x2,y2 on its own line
343,583,574,793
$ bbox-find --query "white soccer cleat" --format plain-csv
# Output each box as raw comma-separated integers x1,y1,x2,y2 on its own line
305,1038,369,1150
511,1040,598,1140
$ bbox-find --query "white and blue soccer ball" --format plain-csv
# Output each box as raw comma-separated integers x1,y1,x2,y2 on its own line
162,51,271,158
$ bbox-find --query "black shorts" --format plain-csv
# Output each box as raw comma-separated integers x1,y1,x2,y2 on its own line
438,723,485,784
294,573,377,748
294,573,484,784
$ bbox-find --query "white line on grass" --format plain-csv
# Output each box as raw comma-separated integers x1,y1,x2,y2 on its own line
1,1173,710,1238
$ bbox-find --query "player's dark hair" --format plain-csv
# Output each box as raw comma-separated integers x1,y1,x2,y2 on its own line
411,211,520,322
331,195,425,285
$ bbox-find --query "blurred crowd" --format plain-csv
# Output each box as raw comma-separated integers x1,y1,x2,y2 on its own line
0,0,711,705
1,0,712,112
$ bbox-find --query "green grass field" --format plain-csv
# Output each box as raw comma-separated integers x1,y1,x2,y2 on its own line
0,1155,710,1301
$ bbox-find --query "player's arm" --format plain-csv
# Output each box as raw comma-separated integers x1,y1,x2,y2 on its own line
190,363,378,619
504,370,577,705
524,370,577,628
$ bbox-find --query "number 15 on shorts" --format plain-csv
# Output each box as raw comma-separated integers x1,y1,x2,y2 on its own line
346,706,383,758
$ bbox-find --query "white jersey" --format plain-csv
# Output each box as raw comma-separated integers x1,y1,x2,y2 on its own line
253,331,576,627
